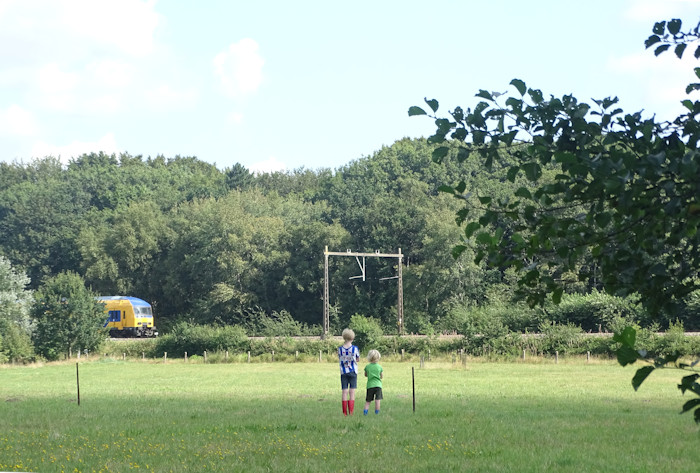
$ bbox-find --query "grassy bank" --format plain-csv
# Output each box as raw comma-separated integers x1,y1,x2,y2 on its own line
1,360,699,472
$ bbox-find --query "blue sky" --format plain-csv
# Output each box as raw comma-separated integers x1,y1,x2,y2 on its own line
1,0,699,173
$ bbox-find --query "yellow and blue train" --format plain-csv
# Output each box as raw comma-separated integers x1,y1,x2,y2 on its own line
99,296,158,338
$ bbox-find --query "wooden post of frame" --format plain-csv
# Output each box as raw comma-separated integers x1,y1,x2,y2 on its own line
323,246,405,337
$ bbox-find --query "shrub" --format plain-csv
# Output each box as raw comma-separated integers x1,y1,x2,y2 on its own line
349,314,383,351
537,321,584,355
154,323,248,357
438,303,543,334
458,307,519,356
0,318,35,363
31,272,106,361
654,320,700,357
546,291,644,332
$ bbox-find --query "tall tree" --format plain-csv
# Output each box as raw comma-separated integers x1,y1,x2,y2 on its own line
0,256,34,362
31,272,106,360
411,17,700,421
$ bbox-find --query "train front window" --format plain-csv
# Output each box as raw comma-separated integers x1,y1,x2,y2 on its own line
135,306,153,316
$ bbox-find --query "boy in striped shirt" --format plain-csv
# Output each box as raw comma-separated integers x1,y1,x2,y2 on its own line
338,328,360,416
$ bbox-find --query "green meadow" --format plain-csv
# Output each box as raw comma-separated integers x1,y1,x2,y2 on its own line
1,358,699,473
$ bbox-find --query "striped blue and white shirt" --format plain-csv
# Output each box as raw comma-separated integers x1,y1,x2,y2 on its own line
338,345,360,374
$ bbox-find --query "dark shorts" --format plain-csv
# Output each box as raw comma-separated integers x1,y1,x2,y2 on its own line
366,387,383,402
340,373,357,390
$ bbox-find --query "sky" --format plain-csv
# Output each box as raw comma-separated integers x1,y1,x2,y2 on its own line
1,0,700,174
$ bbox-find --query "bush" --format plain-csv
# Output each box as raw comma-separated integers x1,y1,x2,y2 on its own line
546,291,644,332
456,306,520,356
257,310,320,337
31,272,107,361
349,314,383,351
0,318,35,363
655,320,700,357
154,323,248,357
438,303,543,334
537,322,584,355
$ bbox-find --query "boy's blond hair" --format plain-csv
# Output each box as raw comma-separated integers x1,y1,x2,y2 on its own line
342,328,355,342
367,349,381,363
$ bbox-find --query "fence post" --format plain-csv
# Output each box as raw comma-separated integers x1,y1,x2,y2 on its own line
204,351,207,363
184,352,188,362
522,350,526,361
420,355,425,369
401,349,404,361
319,350,322,363
142,352,145,360
555,351,559,364
247,351,251,363
428,349,431,361
587,351,590,363
271,350,274,362
163,352,167,364
226,350,229,361
123,353,126,361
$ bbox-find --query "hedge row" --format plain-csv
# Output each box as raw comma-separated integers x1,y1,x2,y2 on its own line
99,322,700,361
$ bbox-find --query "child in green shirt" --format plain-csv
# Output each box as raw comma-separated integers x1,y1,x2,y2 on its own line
363,349,383,415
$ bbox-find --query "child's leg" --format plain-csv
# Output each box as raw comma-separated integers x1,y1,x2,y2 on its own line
375,399,381,414
342,388,349,415
348,388,355,414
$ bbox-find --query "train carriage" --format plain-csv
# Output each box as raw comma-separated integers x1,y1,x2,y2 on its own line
99,296,158,338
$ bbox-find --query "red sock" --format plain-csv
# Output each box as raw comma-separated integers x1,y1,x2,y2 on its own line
342,400,348,416
348,400,355,415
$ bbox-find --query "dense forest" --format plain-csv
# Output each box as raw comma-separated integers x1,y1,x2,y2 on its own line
1,137,698,339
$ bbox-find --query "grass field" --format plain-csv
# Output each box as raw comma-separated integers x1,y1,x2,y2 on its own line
1,357,700,472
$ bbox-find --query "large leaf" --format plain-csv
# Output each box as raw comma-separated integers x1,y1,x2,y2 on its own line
680,397,700,414
675,43,688,59
655,44,671,56
616,346,639,367
678,374,700,395
667,18,682,35
510,78,527,96
613,326,636,347
408,106,427,116
632,366,655,391
644,35,661,49
432,146,450,163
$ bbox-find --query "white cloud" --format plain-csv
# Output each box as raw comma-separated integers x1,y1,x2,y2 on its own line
624,0,700,21
248,156,286,175
145,84,199,108
54,0,160,57
35,62,79,111
0,105,38,136
607,51,697,117
31,132,119,163
87,60,135,88
213,38,264,98
227,111,244,124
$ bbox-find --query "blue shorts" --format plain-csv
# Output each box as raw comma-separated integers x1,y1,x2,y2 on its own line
340,373,357,390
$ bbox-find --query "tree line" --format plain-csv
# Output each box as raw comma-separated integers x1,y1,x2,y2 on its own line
1,134,698,362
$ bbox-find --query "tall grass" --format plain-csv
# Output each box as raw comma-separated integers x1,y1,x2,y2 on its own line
1,360,699,472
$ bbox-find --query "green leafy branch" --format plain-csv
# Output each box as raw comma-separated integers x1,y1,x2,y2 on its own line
614,326,700,423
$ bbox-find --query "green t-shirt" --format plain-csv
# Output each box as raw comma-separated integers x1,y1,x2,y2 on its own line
364,362,383,389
